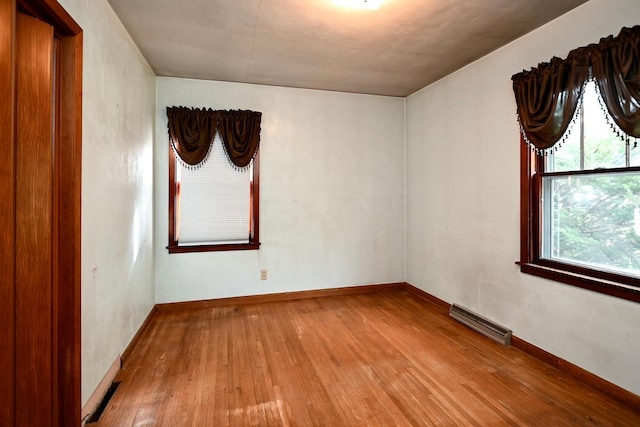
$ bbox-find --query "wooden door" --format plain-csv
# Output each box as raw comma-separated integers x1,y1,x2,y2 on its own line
0,1,82,425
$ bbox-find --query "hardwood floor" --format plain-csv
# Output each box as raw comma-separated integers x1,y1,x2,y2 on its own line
93,290,640,426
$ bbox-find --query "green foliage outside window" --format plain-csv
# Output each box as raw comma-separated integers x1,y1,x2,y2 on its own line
544,81,640,276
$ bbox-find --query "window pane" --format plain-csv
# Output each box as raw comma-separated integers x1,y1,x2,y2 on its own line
547,81,633,172
178,136,251,245
546,109,581,173
632,145,640,167
583,82,626,169
542,171,640,277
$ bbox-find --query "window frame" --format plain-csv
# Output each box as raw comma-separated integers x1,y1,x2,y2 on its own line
167,145,260,253
518,135,640,303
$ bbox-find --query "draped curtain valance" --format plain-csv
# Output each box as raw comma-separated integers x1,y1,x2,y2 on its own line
167,107,262,169
512,25,640,151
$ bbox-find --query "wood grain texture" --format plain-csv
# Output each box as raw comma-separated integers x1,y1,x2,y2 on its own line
6,2,82,425
95,290,640,426
22,1,83,424
55,28,83,426
15,12,54,427
18,0,81,36
0,0,15,424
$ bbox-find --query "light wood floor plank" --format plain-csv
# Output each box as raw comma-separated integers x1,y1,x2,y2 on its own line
94,290,640,426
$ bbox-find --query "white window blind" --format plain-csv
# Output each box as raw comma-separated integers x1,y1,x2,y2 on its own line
177,134,251,245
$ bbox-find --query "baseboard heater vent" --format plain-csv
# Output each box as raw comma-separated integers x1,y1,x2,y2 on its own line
449,304,512,345
86,381,121,424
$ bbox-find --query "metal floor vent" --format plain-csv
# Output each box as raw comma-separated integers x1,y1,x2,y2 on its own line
86,381,121,424
449,304,512,345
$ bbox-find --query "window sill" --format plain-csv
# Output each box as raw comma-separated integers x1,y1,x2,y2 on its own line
517,262,640,303
167,242,260,253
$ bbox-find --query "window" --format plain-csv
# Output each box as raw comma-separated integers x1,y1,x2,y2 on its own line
168,138,260,252
166,107,261,253
519,80,640,301
542,82,640,272
514,26,640,302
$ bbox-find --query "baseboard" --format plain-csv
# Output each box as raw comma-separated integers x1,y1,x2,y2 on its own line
121,305,158,365
511,336,640,411
156,282,406,312
403,282,640,412
82,305,157,424
402,282,449,312
81,355,121,425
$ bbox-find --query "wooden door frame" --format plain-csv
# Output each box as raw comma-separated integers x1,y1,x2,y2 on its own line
0,0,82,425
0,0,17,424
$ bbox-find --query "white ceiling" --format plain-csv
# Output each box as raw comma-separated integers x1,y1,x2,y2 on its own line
107,0,589,97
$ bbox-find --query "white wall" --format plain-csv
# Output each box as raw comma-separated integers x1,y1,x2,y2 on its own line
56,0,640,407
58,0,156,406
155,78,405,303
406,0,640,395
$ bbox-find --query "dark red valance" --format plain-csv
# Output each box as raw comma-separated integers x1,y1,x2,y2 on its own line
167,107,262,169
591,27,640,139
218,110,262,168
512,25,640,151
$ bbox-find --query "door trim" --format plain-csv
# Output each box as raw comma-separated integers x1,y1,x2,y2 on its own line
0,0,17,424
1,0,82,425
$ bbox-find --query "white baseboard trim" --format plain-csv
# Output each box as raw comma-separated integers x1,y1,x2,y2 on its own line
81,355,122,425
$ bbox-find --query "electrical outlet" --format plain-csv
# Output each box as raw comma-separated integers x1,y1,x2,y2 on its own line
260,269,268,280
